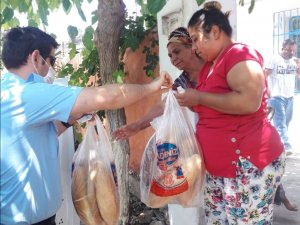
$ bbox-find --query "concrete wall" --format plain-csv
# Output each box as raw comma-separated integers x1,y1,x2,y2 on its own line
122,31,162,171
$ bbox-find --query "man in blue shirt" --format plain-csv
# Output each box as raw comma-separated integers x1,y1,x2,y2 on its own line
0,26,172,225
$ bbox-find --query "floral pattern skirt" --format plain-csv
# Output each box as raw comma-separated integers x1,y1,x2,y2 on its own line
204,153,285,225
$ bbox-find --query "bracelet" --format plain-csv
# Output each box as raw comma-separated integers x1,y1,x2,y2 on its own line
61,121,72,128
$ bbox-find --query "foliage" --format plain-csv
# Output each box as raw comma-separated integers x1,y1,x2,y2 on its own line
1,0,167,83
196,0,206,6
239,0,255,13
0,0,257,81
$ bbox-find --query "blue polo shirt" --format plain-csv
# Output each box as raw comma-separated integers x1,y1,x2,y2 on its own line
1,72,82,224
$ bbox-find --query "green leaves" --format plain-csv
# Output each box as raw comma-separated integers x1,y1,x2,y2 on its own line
36,0,50,25
112,70,125,83
74,0,86,22
147,0,166,15
143,45,159,78
2,7,14,23
68,42,77,59
91,10,98,25
248,0,255,13
239,0,255,13
82,26,94,51
17,0,30,12
62,0,72,14
67,25,78,43
196,0,205,6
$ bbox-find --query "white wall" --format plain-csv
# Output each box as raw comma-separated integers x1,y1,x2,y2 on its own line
157,0,198,81
159,0,298,69
157,0,237,81
236,0,299,63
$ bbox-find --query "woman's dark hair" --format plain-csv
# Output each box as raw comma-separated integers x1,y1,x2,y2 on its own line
1,26,59,69
188,1,232,37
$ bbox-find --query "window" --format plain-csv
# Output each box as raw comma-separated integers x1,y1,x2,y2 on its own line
289,16,300,57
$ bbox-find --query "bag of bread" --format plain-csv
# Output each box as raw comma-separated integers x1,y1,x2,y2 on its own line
140,90,205,208
71,115,120,225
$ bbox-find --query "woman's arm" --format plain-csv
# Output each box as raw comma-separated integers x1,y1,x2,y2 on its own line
112,101,165,140
175,60,265,114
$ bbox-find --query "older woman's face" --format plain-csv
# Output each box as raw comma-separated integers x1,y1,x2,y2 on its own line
167,42,194,70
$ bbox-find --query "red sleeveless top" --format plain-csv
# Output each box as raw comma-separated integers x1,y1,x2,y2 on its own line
193,43,283,178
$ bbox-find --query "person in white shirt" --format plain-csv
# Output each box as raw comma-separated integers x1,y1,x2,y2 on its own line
265,39,300,212
265,38,300,155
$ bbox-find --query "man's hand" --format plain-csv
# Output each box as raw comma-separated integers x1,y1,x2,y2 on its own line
153,71,173,93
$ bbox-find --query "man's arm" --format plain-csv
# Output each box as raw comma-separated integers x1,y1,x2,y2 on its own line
70,72,172,117
295,58,300,76
55,121,69,136
264,68,273,76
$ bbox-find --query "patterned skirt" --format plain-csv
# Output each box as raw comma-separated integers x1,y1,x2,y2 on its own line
204,152,285,225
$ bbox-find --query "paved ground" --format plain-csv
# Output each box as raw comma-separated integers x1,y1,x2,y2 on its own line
273,93,300,225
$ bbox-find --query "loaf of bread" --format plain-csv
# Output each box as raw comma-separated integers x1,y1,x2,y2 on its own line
93,161,120,225
178,154,205,206
72,158,120,225
71,165,105,225
146,192,174,208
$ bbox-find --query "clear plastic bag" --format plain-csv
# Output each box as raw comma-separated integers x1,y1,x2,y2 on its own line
71,115,119,225
140,90,205,208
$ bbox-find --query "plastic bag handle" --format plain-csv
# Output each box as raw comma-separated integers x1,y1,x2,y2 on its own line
94,115,114,161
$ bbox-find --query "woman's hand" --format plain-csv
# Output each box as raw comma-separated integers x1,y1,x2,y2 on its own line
174,88,200,108
112,123,140,140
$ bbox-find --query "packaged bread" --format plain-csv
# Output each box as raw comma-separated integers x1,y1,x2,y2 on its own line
140,91,206,208
140,134,202,208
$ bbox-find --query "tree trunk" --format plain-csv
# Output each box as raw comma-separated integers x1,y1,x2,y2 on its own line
94,1,129,225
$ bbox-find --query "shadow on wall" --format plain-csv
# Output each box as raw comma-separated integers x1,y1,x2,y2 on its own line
122,30,161,171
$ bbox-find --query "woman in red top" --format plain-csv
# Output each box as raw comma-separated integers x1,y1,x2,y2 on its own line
175,1,285,224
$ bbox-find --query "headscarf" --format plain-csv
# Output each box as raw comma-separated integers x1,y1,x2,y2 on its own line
167,27,192,47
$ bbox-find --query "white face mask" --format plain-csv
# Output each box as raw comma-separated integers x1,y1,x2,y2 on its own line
44,66,56,84
40,57,57,84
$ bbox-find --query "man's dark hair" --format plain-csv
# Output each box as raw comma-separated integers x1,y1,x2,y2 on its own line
1,26,59,69
282,39,296,49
